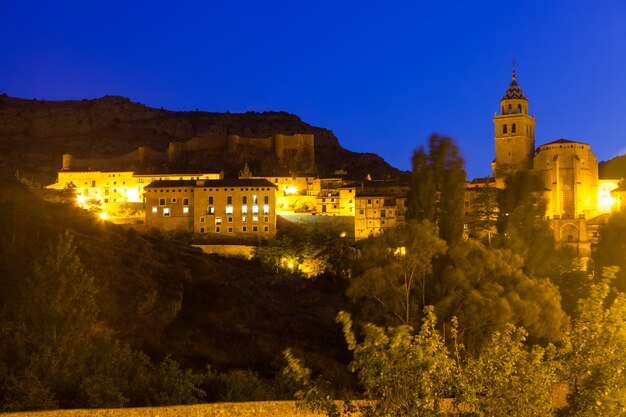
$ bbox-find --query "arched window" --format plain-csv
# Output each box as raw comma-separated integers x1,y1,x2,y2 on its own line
512,123,516,133
507,104,512,114
517,104,522,113
503,124,507,134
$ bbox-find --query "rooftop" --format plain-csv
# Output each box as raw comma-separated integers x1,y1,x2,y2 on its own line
145,178,277,189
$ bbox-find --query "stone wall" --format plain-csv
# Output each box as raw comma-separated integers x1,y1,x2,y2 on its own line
193,244,256,259
0,401,353,417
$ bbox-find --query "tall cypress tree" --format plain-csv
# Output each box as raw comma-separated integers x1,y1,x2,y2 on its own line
407,134,466,244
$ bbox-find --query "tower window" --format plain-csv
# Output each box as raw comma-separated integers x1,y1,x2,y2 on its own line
512,123,516,133
518,104,522,113
503,124,507,134
507,104,512,114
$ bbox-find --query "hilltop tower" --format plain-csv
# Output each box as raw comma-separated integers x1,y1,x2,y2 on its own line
492,64,536,187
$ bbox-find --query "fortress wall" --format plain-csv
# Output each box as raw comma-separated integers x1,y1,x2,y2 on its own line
60,133,314,171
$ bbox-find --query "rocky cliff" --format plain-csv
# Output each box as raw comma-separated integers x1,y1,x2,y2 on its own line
0,94,399,183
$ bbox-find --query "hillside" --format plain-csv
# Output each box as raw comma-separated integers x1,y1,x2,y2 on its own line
599,154,626,180
0,94,399,184
0,176,350,378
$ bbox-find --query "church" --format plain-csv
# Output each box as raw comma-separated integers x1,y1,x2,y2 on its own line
488,66,622,256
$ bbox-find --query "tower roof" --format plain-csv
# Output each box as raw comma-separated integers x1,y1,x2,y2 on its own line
501,64,527,101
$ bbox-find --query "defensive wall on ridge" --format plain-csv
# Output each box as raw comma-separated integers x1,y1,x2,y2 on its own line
62,134,314,171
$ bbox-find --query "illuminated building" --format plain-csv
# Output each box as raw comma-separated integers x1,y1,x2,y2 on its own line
46,169,223,212
144,179,277,237
353,181,409,240
486,65,622,255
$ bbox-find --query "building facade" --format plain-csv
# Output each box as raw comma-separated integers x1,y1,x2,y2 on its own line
486,66,622,255
144,179,277,238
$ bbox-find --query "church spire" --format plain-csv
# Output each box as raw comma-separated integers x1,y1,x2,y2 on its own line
501,60,526,101
512,58,517,81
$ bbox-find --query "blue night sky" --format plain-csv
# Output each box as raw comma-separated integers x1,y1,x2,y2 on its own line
1,1,625,179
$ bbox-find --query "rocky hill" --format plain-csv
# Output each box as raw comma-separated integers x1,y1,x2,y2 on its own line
0,94,399,184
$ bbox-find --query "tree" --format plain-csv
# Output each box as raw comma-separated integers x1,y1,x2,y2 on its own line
347,221,446,327
495,170,566,278
337,308,455,417
432,239,568,353
407,135,466,244
558,267,626,416
593,212,626,291
255,222,353,278
239,162,253,178
458,325,558,417
465,185,499,244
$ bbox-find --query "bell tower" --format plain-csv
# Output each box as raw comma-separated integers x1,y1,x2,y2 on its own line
492,63,536,187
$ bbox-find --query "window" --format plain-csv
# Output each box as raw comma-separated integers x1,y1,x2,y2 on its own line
216,217,222,225
183,207,189,214
263,204,269,214
264,226,269,232
264,216,269,222
200,227,205,233
512,123,516,133
252,205,259,214
253,195,258,204
151,206,157,213
208,206,215,215
253,215,259,222
243,196,248,204
228,217,233,223
253,226,258,232
183,198,189,206
159,198,166,206
503,124,507,134
242,215,247,222
507,104,512,114
360,209,364,214
517,104,522,113
200,217,205,223
264,195,269,204
91,180,96,187
225,205,233,214
163,208,170,217
216,226,221,233
228,227,233,233
171,198,177,203
242,206,248,214
243,226,247,232
227,196,232,204
208,196,213,204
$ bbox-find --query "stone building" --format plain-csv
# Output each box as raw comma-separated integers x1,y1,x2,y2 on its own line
353,180,409,240
144,179,277,238
47,167,222,210
487,66,622,255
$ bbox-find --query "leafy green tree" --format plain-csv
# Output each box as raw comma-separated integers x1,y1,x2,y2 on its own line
432,240,568,353
496,171,569,278
239,162,253,178
407,134,466,244
347,221,446,327
558,267,626,416
465,185,499,244
458,324,558,417
255,222,353,278
593,211,626,291
338,308,455,417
